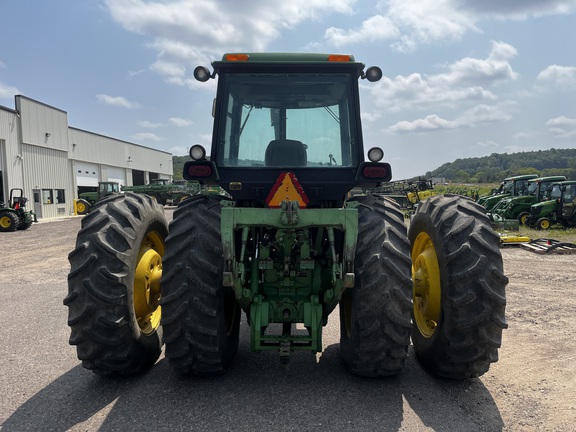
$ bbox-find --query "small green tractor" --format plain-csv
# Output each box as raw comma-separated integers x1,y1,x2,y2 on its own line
489,175,567,225
75,181,120,215
477,174,539,212
0,188,37,232
65,53,508,379
526,180,576,229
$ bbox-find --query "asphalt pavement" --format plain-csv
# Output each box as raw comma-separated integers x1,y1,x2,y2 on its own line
0,210,503,431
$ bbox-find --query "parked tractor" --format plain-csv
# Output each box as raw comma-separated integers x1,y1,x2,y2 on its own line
65,53,508,380
75,181,120,215
477,174,539,211
489,175,567,225
121,178,201,205
0,188,37,232
526,180,576,229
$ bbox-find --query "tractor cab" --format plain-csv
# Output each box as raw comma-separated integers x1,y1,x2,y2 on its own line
184,53,390,207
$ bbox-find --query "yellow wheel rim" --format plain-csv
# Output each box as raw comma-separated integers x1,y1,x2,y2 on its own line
541,219,550,229
134,231,164,335
412,232,441,338
77,202,86,213
1,215,12,229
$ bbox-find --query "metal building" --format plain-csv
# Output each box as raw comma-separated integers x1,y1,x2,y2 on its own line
0,95,173,219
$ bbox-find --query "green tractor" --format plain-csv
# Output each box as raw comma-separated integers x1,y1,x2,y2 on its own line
490,175,567,225
0,188,37,232
65,53,508,379
527,180,576,229
477,174,538,212
75,181,120,215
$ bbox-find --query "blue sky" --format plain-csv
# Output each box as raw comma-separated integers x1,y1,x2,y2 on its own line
1,0,575,179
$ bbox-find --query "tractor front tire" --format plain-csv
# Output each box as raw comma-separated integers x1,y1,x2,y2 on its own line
65,193,168,375
75,199,91,215
160,195,241,376
0,211,19,232
340,195,413,377
517,211,530,226
536,217,551,230
408,194,508,379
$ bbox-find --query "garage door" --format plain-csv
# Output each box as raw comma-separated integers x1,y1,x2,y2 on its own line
75,162,99,187
108,167,126,186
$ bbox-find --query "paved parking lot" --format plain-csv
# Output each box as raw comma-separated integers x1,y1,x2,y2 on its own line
1,209,574,431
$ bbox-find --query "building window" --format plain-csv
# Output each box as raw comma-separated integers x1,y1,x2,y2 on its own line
42,189,53,204
56,189,65,204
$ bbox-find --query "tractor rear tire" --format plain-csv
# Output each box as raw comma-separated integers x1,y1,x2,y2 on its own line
339,195,413,377
0,211,19,232
65,193,168,375
160,195,241,376
408,194,508,379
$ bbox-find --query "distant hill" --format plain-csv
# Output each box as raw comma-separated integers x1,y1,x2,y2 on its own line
427,148,576,183
172,148,576,183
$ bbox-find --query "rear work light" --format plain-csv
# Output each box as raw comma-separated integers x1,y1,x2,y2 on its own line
188,165,212,177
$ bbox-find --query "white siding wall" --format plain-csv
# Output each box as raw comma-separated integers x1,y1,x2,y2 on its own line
0,107,24,202
16,96,69,152
22,143,74,218
68,128,173,177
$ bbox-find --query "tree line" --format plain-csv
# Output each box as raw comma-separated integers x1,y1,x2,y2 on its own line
426,148,576,183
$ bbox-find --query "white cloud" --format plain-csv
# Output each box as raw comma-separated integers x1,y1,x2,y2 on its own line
325,0,575,52
325,15,399,47
513,130,539,140
372,41,517,111
545,116,576,138
132,132,165,141
105,0,356,85
139,120,164,128
326,0,478,51
387,103,512,134
537,65,576,87
0,81,20,100
455,0,576,19
169,117,192,127
96,94,139,109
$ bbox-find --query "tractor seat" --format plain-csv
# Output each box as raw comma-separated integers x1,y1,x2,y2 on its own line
265,139,307,167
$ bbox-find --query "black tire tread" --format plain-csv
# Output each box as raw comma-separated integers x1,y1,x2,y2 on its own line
160,195,240,376
340,194,413,377
65,193,167,375
409,194,508,379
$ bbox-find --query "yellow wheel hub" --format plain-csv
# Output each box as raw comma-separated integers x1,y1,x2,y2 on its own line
134,231,164,335
412,232,441,338
1,215,13,229
77,202,86,213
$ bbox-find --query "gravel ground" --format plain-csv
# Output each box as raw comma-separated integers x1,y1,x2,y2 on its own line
1,209,575,431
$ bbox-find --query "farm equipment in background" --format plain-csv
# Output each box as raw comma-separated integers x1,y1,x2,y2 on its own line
488,175,567,228
375,178,435,217
526,180,576,229
477,174,539,211
121,178,202,205
65,52,507,381
75,181,120,215
0,188,37,232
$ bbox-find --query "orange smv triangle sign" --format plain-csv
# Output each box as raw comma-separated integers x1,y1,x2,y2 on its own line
265,172,309,208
